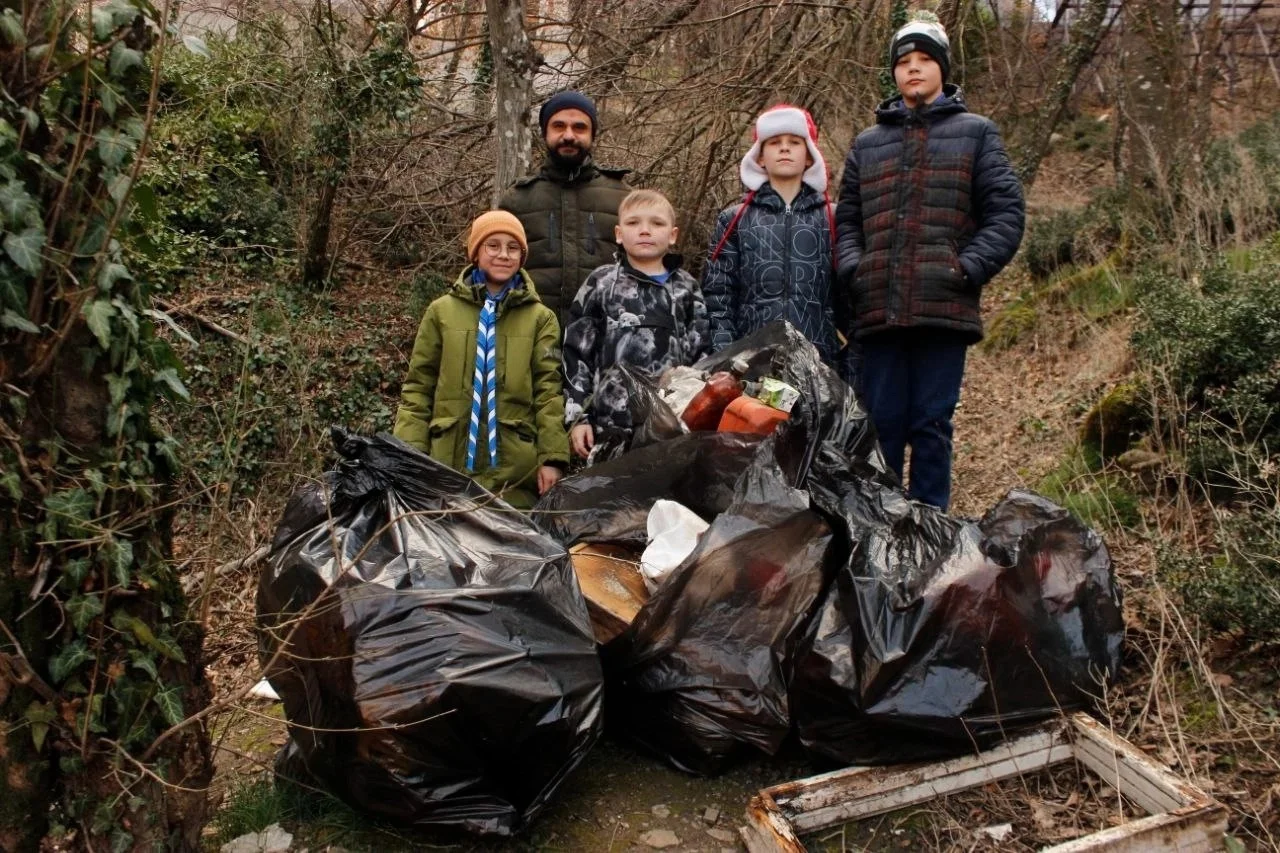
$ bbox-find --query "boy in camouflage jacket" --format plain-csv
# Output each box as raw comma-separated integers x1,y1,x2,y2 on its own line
562,189,711,460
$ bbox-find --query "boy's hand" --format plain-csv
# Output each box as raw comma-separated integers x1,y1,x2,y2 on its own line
536,465,562,495
570,423,595,459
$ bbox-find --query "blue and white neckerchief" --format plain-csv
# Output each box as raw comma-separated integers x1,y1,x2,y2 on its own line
466,270,516,472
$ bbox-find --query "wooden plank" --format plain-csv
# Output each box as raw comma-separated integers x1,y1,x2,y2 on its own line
568,543,647,644
741,792,805,853
1042,806,1228,852
787,744,1076,832
768,725,1067,826
738,713,1228,853
1068,713,1214,814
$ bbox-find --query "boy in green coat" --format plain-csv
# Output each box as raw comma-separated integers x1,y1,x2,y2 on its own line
393,211,569,508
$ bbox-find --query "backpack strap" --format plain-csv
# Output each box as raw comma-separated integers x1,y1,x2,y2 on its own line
709,190,757,262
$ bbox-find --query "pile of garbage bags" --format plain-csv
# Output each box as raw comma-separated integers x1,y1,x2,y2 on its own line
256,322,1124,833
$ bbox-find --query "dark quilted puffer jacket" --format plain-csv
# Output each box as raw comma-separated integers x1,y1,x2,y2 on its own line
834,85,1024,343
701,182,839,362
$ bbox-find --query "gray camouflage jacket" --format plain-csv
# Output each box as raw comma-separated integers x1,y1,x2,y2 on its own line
562,255,711,429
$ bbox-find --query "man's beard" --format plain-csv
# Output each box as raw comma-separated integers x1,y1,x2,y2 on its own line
547,140,589,169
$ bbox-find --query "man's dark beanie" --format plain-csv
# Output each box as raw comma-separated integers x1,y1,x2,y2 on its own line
890,17,952,83
539,91,598,136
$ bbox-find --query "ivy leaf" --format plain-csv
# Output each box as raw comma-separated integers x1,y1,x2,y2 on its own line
65,557,91,585
0,264,25,310
24,701,55,751
107,42,143,79
66,593,104,632
182,34,209,58
83,298,116,349
152,686,184,726
1,309,39,334
0,180,37,227
49,641,93,684
1,471,20,500
153,367,189,401
91,8,114,41
98,261,131,292
128,650,158,681
109,828,133,853
94,129,132,169
98,83,119,119
20,108,38,133
0,9,25,47
4,225,45,275
102,536,134,588
43,488,95,538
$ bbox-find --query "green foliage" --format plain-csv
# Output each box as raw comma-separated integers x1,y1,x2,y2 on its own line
130,30,292,283
406,270,450,320
166,285,399,500
982,299,1038,352
1132,241,1280,493
1158,506,1280,642
1023,188,1126,280
1037,446,1142,531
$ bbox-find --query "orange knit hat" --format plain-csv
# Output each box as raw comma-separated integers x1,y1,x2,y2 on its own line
466,211,528,263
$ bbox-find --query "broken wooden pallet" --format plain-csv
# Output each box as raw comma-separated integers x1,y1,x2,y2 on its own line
739,712,1227,852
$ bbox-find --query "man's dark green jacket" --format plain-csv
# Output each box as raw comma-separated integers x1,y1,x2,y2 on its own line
499,157,630,327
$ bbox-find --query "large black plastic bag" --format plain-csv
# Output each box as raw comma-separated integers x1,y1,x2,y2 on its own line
599,455,834,774
791,482,1124,765
257,429,604,835
532,430,764,547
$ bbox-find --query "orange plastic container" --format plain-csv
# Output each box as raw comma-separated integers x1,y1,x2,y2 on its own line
717,396,789,436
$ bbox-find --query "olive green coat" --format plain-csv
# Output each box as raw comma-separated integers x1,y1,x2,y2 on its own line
498,157,630,327
392,269,568,508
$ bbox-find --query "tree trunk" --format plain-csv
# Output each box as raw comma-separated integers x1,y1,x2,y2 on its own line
0,4,212,849
302,173,342,287
1014,0,1112,189
487,0,538,203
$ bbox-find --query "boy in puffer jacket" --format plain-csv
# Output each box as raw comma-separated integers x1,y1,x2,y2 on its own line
702,104,843,365
562,189,711,460
834,12,1024,511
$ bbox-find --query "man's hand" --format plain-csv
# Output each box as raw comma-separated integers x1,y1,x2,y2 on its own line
536,465,563,495
570,423,595,459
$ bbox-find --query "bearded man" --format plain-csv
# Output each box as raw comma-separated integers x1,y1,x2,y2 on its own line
499,91,631,326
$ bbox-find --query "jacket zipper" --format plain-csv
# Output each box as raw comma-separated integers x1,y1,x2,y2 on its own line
585,212,597,255
783,202,794,318
548,211,559,252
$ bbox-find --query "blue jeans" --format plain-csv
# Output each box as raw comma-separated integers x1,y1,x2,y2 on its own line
859,329,969,511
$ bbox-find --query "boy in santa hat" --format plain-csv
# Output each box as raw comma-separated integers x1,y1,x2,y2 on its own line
834,12,1024,511
701,104,843,365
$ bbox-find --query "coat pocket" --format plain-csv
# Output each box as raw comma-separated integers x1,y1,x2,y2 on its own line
496,417,538,486
426,415,463,470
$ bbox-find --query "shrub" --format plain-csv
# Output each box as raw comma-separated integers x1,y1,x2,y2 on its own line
1037,446,1142,531
1132,241,1280,493
130,30,294,282
1159,505,1280,642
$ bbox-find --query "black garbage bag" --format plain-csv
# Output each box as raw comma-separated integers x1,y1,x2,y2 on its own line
599,454,834,774
791,484,1124,765
257,429,603,836
588,364,687,464
532,430,764,547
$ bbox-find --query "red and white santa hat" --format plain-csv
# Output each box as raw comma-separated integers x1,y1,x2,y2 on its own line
739,104,828,193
